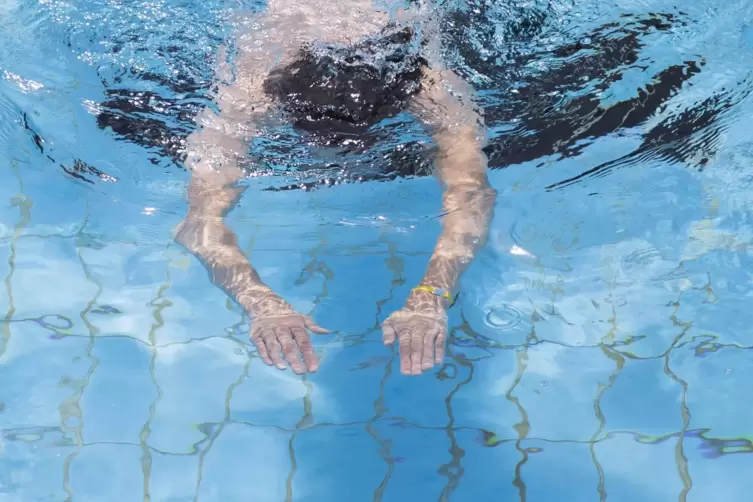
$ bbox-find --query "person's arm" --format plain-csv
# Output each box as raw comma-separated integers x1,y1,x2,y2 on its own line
175,17,328,375
409,67,496,305
382,65,497,375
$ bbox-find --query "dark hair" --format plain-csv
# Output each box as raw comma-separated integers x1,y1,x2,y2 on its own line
262,26,427,137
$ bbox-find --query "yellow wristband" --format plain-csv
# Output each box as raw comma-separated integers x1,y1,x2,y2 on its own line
412,284,452,301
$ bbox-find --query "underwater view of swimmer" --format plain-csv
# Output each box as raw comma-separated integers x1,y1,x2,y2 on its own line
175,0,496,376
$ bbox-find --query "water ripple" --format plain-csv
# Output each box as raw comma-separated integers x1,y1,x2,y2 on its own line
484,304,522,332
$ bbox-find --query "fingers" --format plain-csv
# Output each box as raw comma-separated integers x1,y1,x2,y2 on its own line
276,328,305,374
252,311,447,377
304,316,330,334
261,327,285,369
422,330,438,370
251,330,273,366
398,329,412,375
409,332,423,375
382,322,397,346
397,327,428,376
292,326,318,373
434,328,447,364
393,322,446,376
251,315,326,374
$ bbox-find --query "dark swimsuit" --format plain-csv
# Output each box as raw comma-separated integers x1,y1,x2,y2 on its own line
262,24,428,139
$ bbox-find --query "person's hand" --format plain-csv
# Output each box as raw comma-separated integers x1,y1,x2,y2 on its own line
245,291,329,374
381,295,448,375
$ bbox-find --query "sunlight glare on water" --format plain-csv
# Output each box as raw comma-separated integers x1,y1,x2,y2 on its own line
2,0,753,500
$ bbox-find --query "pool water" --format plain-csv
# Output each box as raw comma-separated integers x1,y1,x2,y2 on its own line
2,0,753,500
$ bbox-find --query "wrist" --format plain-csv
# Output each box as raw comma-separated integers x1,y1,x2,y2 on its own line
405,285,451,313
238,286,287,318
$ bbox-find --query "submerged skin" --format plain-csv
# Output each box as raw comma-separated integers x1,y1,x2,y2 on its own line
175,0,496,375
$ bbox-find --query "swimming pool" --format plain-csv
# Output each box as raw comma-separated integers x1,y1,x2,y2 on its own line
2,0,753,499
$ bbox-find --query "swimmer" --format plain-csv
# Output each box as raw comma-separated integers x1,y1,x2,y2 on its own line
174,0,496,376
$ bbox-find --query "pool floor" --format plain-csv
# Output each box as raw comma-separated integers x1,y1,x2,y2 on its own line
2,0,753,500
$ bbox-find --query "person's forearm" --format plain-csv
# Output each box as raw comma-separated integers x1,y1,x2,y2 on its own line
406,127,496,310
174,180,282,313
407,184,496,309
420,184,495,288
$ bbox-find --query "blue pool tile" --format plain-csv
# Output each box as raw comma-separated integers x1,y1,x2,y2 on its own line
669,344,753,439
79,337,156,444
0,321,91,431
290,425,387,502
149,337,247,453
0,427,73,501
599,357,686,437
515,439,598,502
148,452,200,502
196,423,292,501
10,236,98,325
592,431,688,502
68,444,144,501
